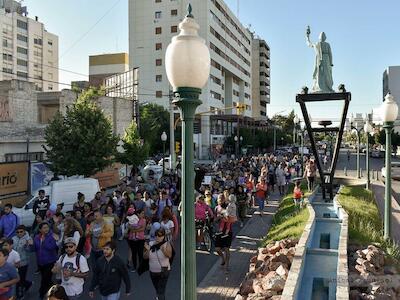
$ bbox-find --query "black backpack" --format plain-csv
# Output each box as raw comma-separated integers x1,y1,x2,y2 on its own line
60,253,82,270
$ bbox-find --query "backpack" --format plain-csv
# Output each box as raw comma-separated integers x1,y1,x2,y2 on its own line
60,253,82,270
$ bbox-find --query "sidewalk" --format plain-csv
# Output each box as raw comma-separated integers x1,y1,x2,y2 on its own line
371,181,400,243
197,191,282,299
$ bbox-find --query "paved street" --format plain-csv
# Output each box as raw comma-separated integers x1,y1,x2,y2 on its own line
22,210,254,300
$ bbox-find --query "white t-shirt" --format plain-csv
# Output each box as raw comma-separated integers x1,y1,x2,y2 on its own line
160,220,174,241
148,241,171,273
57,253,89,297
6,249,20,267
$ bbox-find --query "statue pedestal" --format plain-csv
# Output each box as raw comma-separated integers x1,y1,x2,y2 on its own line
296,89,351,199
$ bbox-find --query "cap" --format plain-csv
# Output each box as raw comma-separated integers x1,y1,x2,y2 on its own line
64,237,77,245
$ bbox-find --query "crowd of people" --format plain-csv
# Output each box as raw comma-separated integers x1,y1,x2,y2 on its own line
0,151,316,300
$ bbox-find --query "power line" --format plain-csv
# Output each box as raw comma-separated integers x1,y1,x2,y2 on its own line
1,53,88,77
58,0,123,61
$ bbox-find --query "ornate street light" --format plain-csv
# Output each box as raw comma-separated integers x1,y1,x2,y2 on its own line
363,115,373,190
293,114,300,144
161,131,167,175
350,114,363,179
380,93,398,239
165,4,210,299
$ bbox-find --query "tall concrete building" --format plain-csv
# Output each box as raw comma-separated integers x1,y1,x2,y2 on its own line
0,0,59,91
89,53,129,87
129,0,270,158
251,38,270,119
383,66,400,131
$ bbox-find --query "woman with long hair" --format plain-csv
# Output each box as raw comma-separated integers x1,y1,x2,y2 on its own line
63,218,84,253
47,284,69,300
144,228,173,300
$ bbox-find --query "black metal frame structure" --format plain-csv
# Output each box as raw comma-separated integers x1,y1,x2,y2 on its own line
296,89,351,199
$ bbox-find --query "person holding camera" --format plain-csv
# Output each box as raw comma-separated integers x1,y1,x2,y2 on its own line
144,228,173,300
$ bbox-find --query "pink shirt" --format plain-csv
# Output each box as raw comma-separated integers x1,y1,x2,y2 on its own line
195,202,213,220
128,218,146,240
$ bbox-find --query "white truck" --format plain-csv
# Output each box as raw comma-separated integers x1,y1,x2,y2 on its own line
13,178,100,227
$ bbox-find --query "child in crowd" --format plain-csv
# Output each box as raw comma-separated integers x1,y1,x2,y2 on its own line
218,194,237,237
293,180,304,207
125,207,139,240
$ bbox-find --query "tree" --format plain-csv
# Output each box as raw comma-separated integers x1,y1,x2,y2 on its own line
139,103,169,155
44,88,119,177
117,121,149,169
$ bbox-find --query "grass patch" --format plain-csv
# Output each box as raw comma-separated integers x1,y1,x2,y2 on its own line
262,182,311,246
338,186,400,264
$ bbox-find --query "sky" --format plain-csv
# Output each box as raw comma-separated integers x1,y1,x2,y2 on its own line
24,0,400,121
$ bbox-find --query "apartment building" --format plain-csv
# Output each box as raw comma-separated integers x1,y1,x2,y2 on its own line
383,66,400,132
251,38,270,119
89,52,129,87
129,0,269,158
0,0,58,91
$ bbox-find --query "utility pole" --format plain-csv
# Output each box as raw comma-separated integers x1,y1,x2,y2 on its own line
169,90,176,173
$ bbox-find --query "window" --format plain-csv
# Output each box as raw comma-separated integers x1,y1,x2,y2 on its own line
156,75,162,82
17,34,28,42
155,11,162,19
17,71,28,78
155,43,162,50
171,9,178,16
34,50,42,57
33,63,39,68
3,39,9,47
3,68,12,74
48,85,53,91
156,59,162,66
155,0,161,2
34,38,43,45
171,26,178,33
48,50,53,55
17,19,28,30
48,40,53,46
156,91,163,98
210,91,221,100
155,27,162,34
2,54,12,61
17,47,28,55
17,59,28,67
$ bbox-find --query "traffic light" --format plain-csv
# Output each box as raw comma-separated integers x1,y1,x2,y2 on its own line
175,141,180,153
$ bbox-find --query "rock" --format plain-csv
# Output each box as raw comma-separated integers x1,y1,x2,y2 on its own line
239,279,255,296
252,279,264,294
268,262,282,271
270,296,281,300
287,247,296,257
255,264,270,276
356,258,366,265
366,249,384,268
247,293,268,300
270,253,291,266
235,294,245,300
268,244,281,255
259,247,268,255
362,249,369,257
349,289,361,300
250,256,258,264
249,263,256,273
357,249,367,259
369,282,383,294
355,264,368,275
262,274,286,292
276,265,289,279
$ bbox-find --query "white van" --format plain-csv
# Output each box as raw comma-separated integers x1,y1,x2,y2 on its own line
14,178,100,227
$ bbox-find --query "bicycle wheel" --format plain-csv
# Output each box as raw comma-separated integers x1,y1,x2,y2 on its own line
203,229,212,253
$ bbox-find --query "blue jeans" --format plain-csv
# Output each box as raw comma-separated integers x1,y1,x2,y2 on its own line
256,197,265,211
101,292,121,300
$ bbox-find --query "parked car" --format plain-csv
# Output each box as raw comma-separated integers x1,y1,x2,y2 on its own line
14,178,100,227
381,162,400,181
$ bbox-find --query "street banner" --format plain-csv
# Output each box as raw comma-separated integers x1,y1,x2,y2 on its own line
30,162,53,193
0,161,29,202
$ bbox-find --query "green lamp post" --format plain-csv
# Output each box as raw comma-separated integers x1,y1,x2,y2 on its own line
363,116,372,190
380,93,398,239
165,4,211,299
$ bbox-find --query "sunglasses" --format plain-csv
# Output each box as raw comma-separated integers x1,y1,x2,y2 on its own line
65,244,75,249
16,231,24,233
